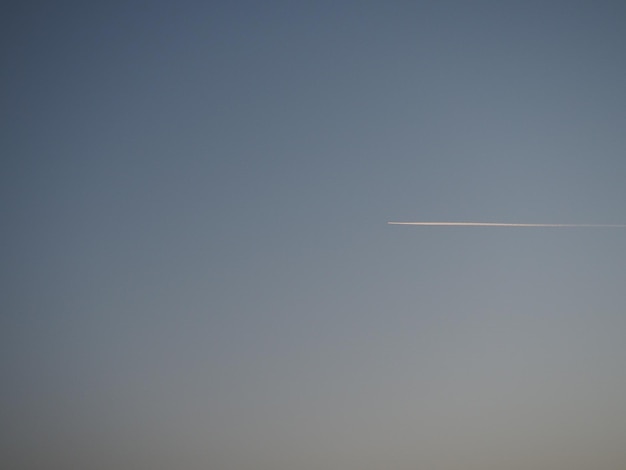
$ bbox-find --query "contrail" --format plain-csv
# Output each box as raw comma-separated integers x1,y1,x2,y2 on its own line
388,222,626,227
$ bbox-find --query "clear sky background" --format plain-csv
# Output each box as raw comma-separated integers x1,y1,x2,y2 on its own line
3,1,626,469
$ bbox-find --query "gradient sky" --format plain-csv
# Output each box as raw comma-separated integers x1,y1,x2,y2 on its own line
3,1,626,469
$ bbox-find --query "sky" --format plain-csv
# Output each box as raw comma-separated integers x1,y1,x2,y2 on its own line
2,1,626,468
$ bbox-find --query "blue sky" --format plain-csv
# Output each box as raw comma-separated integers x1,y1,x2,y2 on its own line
3,1,626,468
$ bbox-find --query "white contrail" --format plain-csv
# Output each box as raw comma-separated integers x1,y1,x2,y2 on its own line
388,222,626,227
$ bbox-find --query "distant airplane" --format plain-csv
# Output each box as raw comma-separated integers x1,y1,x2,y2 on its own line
388,222,626,227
